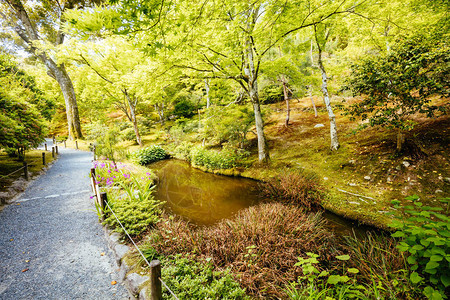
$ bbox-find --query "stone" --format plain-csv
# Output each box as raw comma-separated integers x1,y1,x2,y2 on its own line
402,161,410,167
364,176,371,181
323,177,328,181
314,123,325,128
395,165,402,171
435,189,443,194
444,177,450,183
348,183,357,187
387,177,392,183
139,287,149,300
114,244,130,264
348,159,356,164
126,273,149,296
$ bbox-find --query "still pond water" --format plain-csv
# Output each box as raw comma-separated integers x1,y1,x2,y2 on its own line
149,159,368,236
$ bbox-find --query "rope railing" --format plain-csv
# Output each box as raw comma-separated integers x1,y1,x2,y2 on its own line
90,167,179,300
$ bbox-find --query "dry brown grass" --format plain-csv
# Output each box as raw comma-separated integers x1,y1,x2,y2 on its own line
259,169,325,211
147,203,340,298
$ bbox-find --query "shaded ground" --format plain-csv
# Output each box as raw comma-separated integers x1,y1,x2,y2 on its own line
0,144,130,299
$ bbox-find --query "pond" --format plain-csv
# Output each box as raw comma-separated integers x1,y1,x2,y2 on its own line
148,159,371,236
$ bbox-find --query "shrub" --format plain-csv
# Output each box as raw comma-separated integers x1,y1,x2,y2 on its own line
132,145,167,165
148,203,339,298
259,84,284,104
103,179,163,237
190,146,242,170
259,169,324,210
390,196,450,299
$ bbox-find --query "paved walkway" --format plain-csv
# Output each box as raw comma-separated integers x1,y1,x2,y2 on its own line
0,142,130,299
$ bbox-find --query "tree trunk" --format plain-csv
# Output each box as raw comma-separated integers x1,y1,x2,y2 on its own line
316,38,339,151
245,7,269,163
309,85,318,117
155,103,165,124
45,61,82,139
396,129,405,152
205,79,211,108
282,81,290,127
124,91,142,146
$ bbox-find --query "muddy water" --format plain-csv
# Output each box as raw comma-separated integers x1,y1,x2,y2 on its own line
149,159,368,236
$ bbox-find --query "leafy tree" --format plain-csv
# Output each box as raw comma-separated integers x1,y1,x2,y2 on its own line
0,53,48,158
0,0,96,139
344,32,449,152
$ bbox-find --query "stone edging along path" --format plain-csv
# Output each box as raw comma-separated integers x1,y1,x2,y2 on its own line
103,226,151,299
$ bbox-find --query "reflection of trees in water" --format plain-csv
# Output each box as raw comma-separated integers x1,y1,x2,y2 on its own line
150,160,258,225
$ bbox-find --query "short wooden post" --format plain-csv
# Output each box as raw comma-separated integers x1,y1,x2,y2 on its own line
23,161,29,181
45,143,47,151
55,146,58,155
93,145,96,160
51,147,55,158
64,140,66,148
150,260,162,300
52,136,55,145
90,168,96,193
100,192,107,221
75,140,78,150
42,152,46,165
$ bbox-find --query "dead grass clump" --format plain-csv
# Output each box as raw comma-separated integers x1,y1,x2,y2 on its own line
259,169,324,210
150,203,340,298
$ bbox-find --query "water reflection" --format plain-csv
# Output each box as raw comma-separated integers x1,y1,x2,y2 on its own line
148,159,259,225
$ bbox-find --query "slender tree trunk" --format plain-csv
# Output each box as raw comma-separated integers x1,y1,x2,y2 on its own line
245,7,269,163
282,80,290,127
205,79,211,108
396,129,405,152
315,29,339,151
155,103,165,124
124,92,142,146
309,85,318,117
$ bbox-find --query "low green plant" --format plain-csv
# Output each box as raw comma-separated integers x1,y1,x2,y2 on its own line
160,255,248,299
131,145,167,165
391,195,450,299
103,179,163,237
190,146,243,170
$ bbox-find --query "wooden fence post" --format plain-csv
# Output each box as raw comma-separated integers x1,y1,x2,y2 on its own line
100,192,107,221
55,146,58,155
90,168,96,193
23,161,29,181
150,260,162,300
75,140,78,150
93,145,96,160
42,152,46,165
45,143,47,151
64,140,66,148
52,147,55,158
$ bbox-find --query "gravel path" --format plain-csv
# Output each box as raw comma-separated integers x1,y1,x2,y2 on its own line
0,142,130,299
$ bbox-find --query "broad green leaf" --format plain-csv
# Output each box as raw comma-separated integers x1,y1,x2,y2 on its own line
410,272,423,284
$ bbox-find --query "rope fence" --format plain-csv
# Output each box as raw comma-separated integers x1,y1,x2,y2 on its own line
0,142,59,182
90,167,179,300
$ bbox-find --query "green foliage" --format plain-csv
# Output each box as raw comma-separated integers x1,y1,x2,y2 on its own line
104,179,163,237
344,32,449,135
201,104,254,148
391,195,450,298
190,146,244,170
172,98,196,118
131,145,167,165
160,255,248,299
259,84,284,104
95,127,124,162
0,53,49,155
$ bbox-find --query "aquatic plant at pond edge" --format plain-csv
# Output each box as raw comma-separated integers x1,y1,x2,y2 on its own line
147,203,340,298
259,169,324,210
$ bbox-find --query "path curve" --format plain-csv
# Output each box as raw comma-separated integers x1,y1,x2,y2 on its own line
0,142,130,299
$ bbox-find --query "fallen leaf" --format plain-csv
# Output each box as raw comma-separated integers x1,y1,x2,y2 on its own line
100,252,105,256
25,260,30,263
10,239,13,242
17,203,20,205
111,281,117,285
22,268,29,273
